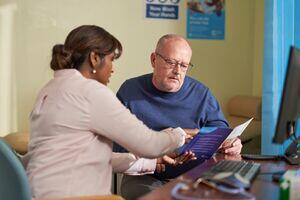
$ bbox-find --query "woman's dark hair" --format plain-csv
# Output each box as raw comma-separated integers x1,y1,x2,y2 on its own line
50,25,122,70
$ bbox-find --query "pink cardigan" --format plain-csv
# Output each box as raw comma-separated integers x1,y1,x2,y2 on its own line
22,69,185,199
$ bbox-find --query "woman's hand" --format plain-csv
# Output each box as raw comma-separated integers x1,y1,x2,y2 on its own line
155,150,197,173
183,128,199,143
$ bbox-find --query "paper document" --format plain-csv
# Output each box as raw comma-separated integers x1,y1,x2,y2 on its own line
226,118,253,140
155,118,254,179
176,117,253,156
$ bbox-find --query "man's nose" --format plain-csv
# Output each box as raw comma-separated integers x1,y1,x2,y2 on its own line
172,64,181,74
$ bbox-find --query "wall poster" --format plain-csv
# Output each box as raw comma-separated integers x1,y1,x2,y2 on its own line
187,0,225,40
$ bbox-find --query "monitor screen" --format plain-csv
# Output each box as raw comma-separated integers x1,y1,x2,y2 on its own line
273,46,300,144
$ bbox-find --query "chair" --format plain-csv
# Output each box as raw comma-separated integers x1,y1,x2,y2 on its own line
53,195,123,200
227,95,262,154
0,138,31,200
0,136,123,200
3,132,29,155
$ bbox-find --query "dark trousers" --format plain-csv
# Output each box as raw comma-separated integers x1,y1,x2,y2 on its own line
120,174,169,200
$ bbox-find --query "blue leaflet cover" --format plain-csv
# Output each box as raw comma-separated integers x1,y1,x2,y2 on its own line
176,127,218,156
153,127,233,180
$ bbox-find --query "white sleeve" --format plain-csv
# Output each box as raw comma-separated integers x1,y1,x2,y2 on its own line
88,85,185,159
112,153,156,175
112,128,183,175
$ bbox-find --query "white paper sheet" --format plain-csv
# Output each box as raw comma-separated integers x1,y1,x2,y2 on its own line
226,118,254,140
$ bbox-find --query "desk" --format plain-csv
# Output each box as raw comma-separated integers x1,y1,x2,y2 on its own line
139,154,297,200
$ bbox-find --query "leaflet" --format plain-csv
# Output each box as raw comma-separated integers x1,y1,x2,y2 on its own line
226,118,253,140
177,118,253,156
154,118,253,179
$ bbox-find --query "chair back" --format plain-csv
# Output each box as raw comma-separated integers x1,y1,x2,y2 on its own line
0,138,31,200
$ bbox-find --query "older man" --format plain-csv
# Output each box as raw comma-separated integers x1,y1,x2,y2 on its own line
114,34,242,200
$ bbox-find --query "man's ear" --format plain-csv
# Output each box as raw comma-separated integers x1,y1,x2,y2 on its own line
150,53,156,69
89,51,101,68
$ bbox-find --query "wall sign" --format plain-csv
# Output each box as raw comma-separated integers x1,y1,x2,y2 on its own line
145,0,180,20
187,0,225,40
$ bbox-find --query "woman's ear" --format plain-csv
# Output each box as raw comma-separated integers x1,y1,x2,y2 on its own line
89,51,101,68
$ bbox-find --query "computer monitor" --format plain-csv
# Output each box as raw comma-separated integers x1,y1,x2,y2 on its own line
273,46,300,164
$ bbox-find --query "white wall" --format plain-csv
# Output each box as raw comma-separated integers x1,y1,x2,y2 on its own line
0,2,18,135
0,0,264,135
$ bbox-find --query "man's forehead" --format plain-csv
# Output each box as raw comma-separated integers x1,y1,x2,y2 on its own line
160,39,191,52
160,41,191,57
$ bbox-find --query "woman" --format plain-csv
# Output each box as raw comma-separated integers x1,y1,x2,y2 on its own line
23,25,186,199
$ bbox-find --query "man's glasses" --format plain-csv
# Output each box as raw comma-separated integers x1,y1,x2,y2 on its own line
155,52,194,72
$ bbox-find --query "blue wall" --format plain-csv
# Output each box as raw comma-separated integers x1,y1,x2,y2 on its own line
262,0,299,155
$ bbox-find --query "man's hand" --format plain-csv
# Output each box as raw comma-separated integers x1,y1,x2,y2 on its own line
155,150,196,173
183,128,199,143
218,137,242,155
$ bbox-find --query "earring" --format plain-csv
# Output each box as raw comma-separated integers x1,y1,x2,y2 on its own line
92,69,96,74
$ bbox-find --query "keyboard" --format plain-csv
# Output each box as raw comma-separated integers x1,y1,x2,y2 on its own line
203,160,261,188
